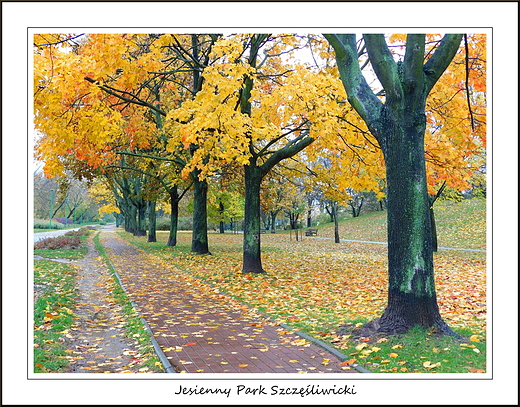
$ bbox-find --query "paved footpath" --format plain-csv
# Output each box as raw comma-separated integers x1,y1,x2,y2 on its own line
100,229,361,374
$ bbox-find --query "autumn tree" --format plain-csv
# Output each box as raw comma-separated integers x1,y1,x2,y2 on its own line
324,33,483,337
167,34,353,273
34,33,222,252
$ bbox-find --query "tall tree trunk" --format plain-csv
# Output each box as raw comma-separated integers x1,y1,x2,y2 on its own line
242,165,264,273
270,211,277,233
219,201,225,233
167,187,179,247
115,213,124,227
378,102,453,335
191,171,210,254
147,201,157,242
333,202,340,243
430,207,438,252
125,203,137,235
135,202,147,236
325,33,463,338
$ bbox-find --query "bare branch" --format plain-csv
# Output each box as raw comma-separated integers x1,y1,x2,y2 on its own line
464,34,476,131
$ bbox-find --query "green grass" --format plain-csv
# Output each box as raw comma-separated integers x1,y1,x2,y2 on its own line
333,324,486,373
92,232,163,372
34,247,88,259
34,261,76,372
317,198,486,250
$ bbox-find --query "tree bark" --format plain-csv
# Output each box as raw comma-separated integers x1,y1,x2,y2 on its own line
166,187,179,247
219,201,225,233
377,105,451,333
191,171,210,255
147,201,157,242
135,201,147,236
242,165,265,273
125,202,137,235
270,211,278,233
333,202,340,243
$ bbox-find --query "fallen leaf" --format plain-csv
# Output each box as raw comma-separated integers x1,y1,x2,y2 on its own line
339,358,357,366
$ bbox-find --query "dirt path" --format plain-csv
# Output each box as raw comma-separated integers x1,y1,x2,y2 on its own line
61,235,153,373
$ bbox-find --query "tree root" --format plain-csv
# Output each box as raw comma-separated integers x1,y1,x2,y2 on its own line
337,318,466,342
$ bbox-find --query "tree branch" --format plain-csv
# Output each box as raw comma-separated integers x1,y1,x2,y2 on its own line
84,77,167,116
116,150,185,167
463,34,476,131
363,34,402,101
260,131,314,176
323,34,383,140
423,34,463,93
34,34,85,47
403,34,426,92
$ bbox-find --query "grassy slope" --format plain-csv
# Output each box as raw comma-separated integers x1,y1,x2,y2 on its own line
316,198,486,250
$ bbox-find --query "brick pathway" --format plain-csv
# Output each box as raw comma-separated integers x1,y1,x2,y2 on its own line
100,230,360,374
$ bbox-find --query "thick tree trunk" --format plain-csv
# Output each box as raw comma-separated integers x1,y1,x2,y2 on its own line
191,172,210,255
325,32,463,338
135,202,147,236
242,165,265,273
147,201,157,242
378,103,457,336
115,213,124,227
166,187,179,247
125,203,137,235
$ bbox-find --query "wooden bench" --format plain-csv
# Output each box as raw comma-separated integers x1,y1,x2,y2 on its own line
260,228,267,234
305,228,318,236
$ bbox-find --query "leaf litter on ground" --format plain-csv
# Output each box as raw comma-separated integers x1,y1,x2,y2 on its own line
117,199,486,373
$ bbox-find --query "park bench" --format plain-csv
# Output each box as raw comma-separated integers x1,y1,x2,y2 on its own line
305,228,318,236
260,228,267,234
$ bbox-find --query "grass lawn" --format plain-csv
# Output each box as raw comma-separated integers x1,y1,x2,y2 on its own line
34,260,76,372
118,198,487,374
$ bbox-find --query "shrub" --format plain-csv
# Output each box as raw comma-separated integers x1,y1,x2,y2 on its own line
34,219,64,230
156,217,171,231
155,216,193,231
64,227,93,237
178,216,193,230
34,236,82,250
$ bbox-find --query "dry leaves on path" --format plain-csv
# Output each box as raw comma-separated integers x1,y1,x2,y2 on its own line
62,238,158,373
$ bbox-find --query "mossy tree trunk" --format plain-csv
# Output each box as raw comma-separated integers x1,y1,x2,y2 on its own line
147,201,157,242
167,186,180,247
135,200,147,237
191,170,210,255
326,33,463,336
242,165,264,273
